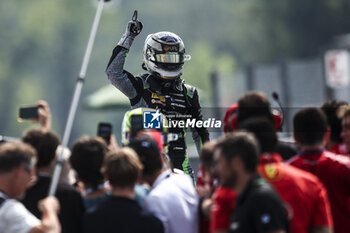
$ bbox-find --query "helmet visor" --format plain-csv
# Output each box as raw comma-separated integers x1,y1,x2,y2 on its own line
154,53,184,64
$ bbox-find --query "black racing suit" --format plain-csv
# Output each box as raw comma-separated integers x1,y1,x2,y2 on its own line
106,45,210,176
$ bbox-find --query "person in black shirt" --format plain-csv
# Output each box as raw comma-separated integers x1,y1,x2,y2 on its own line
214,132,289,233
83,147,164,233
21,128,85,233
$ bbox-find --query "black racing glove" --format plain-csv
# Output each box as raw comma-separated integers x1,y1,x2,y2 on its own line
117,20,143,50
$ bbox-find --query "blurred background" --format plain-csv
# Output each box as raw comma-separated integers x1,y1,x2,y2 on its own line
1,0,350,148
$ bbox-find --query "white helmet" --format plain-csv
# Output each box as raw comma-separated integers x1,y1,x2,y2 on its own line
143,31,191,79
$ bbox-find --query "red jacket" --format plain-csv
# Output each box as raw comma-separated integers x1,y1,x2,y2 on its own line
288,150,350,233
258,153,333,233
210,186,237,233
197,165,215,193
329,143,347,155
197,165,216,233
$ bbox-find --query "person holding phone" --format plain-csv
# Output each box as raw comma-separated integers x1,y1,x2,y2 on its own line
18,100,75,185
21,128,85,233
18,100,51,130
97,122,119,152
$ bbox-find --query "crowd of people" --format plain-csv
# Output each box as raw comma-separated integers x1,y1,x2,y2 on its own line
0,92,350,233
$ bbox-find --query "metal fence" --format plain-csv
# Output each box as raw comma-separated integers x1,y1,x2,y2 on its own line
188,56,350,176
216,57,350,133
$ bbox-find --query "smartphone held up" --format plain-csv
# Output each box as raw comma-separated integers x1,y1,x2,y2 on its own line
97,122,113,145
18,106,42,122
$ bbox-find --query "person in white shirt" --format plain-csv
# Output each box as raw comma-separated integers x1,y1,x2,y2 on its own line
0,141,60,233
128,136,199,233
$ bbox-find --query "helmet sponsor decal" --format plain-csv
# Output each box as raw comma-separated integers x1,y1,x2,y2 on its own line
162,44,179,52
151,93,166,102
151,99,166,107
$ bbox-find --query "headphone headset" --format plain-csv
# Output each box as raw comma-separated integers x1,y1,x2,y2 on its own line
223,92,283,133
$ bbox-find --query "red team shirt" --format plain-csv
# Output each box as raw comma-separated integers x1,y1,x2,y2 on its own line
210,186,237,232
197,165,237,233
197,165,215,193
197,165,216,233
329,143,348,156
258,153,333,233
209,153,333,233
288,150,350,233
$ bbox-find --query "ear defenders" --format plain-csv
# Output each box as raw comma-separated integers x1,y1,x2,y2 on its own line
223,103,283,133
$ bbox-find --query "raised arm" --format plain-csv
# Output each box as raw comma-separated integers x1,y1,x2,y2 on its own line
106,19,143,100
